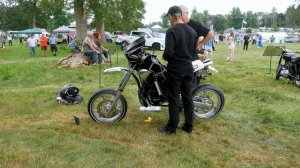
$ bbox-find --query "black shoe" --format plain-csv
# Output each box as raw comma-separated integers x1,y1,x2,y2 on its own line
158,127,176,135
181,124,193,133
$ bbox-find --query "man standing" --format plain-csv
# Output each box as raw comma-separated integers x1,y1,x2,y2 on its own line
243,33,250,51
7,35,13,46
40,33,48,57
49,33,58,56
180,5,214,60
158,6,197,134
26,34,37,57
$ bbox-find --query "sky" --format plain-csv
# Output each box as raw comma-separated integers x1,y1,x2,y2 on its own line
142,0,297,24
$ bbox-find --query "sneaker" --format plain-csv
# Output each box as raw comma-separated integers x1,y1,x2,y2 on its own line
181,124,193,133
158,127,176,135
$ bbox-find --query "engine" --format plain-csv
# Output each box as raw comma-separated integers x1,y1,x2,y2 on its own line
280,67,290,78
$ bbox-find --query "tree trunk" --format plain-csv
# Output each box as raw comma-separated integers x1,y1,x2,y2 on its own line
74,0,87,42
95,18,106,42
32,0,37,28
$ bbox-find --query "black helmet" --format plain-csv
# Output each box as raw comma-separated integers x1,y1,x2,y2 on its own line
56,84,83,105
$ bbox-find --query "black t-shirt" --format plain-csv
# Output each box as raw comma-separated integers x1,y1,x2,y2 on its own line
162,23,197,65
187,19,210,38
244,35,250,43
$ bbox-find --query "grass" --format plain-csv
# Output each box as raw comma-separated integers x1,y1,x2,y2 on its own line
0,40,300,168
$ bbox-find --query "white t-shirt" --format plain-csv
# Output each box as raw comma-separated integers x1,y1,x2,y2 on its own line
27,37,37,47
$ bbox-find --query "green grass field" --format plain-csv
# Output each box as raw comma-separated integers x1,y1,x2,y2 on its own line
0,40,299,168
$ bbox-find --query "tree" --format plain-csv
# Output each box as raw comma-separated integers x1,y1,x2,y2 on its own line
161,13,168,28
227,7,243,29
191,8,204,23
87,0,144,34
112,0,145,32
244,11,259,28
212,14,226,33
277,13,286,27
271,7,278,30
74,0,87,41
39,0,72,31
286,4,300,28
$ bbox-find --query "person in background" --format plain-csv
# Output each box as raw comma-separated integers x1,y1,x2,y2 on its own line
243,33,250,51
228,31,235,62
270,34,275,46
93,32,110,63
180,5,214,60
158,6,197,135
257,35,263,48
205,38,214,59
115,32,127,50
19,35,23,45
82,31,101,65
180,5,214,85
40,33,48,57
1,34,6,50
252,34,257,45
7,35,13,46
49,33,58,56
26,34,37,57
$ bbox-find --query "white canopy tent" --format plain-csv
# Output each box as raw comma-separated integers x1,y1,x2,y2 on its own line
52,25,76,33
151,24,162,29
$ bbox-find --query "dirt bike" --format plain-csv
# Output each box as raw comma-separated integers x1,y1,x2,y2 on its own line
88,37,225,123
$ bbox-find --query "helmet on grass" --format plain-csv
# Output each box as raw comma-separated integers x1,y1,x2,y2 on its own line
56,84,83,105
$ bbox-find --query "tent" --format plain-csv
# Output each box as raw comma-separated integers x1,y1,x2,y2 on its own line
7,30,20,34
16,28,48,34
151,24,162,29
52,25,76,33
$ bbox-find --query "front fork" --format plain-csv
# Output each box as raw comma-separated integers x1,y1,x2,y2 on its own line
106,68,134,114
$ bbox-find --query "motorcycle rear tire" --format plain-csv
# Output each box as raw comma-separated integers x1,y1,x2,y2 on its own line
192,84,225,119
88,89,128,123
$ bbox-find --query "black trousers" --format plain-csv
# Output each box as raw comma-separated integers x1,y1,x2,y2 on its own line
243,42,249,50
166,64,194,131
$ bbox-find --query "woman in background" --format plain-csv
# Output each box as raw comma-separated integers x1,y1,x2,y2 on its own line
228,31,235,63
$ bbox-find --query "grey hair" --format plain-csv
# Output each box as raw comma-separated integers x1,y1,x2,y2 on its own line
179,5,189,14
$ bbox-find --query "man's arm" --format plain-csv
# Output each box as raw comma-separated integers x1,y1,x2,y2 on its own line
85,38,99,52
162,30,175,61
197,30,214,50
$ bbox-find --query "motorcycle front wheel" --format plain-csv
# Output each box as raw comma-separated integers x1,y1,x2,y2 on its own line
192,84,225,119
88,89,128,123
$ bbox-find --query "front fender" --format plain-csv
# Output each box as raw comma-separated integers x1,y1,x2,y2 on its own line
103,67,142,89
104,67,129,73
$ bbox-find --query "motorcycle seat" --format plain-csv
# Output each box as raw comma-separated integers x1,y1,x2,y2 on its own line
291,56,300,63
283,52,297,61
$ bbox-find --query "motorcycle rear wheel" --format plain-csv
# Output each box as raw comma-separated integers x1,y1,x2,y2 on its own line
88,89,127,123
192,84,225,119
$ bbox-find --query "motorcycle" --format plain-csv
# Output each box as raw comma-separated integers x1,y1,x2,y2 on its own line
275,46,300,87
88,37,225,123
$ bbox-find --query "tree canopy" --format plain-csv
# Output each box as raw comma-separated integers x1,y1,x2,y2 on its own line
0,0,299,34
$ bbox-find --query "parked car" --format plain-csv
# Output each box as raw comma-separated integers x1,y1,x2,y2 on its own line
125,30,165,50
284,34,300,43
